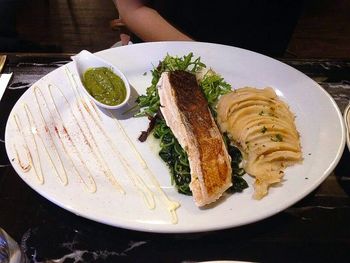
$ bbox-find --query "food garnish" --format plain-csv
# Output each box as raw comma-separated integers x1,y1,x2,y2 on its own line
83,67,127,106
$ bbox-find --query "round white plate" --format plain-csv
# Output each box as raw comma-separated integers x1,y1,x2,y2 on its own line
5,42,346,233
344,103,350,151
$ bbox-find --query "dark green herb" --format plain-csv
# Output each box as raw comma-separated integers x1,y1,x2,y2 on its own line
154,119,192,195
261,126,267,133
271,134,283,142
224,134,248,193
230,176,249,192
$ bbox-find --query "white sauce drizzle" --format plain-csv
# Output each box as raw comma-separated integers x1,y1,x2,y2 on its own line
34,86,97,193
83,104,156,209
65,66,180,222
23,103,68,185
48,84,125,194
13,114,44,184
65,68,155,209
109,111,180,223
13,143,31,172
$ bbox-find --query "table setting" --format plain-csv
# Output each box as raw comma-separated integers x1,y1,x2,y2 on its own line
0,42,350,262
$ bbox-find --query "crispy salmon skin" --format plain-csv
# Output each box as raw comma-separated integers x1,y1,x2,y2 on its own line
158,70,232,206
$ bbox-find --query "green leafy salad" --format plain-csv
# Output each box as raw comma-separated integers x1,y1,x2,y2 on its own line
135,53,248,195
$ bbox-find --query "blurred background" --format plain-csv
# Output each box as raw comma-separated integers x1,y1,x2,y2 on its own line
0,0,349,58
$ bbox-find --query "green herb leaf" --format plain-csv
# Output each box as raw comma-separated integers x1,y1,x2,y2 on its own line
135,53,206,117
271,134,283,142
225,134,248,193
199,69,232,109
230,175,249,193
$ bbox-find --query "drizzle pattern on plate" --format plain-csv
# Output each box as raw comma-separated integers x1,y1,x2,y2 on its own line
7,65,180,224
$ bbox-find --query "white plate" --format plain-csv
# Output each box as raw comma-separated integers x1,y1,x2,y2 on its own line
5,42,346,233
344,103,350,151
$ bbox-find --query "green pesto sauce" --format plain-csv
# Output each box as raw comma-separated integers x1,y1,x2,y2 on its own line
83,67,126,106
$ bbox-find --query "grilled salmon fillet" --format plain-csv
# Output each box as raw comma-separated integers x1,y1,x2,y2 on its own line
158,70,232,206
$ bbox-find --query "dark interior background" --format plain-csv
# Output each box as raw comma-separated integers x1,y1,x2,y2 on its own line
0,0,349,58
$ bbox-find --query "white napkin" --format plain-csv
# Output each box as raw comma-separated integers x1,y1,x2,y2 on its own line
0,73,12,101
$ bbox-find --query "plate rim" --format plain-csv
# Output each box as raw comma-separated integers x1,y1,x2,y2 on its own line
5,41,346,233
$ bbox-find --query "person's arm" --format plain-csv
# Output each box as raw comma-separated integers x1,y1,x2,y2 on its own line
113,0,193,42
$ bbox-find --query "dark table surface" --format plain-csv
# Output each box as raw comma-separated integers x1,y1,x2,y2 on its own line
0,53,350,263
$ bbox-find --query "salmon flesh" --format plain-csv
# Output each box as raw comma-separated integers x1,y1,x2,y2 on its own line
157,70,232,206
